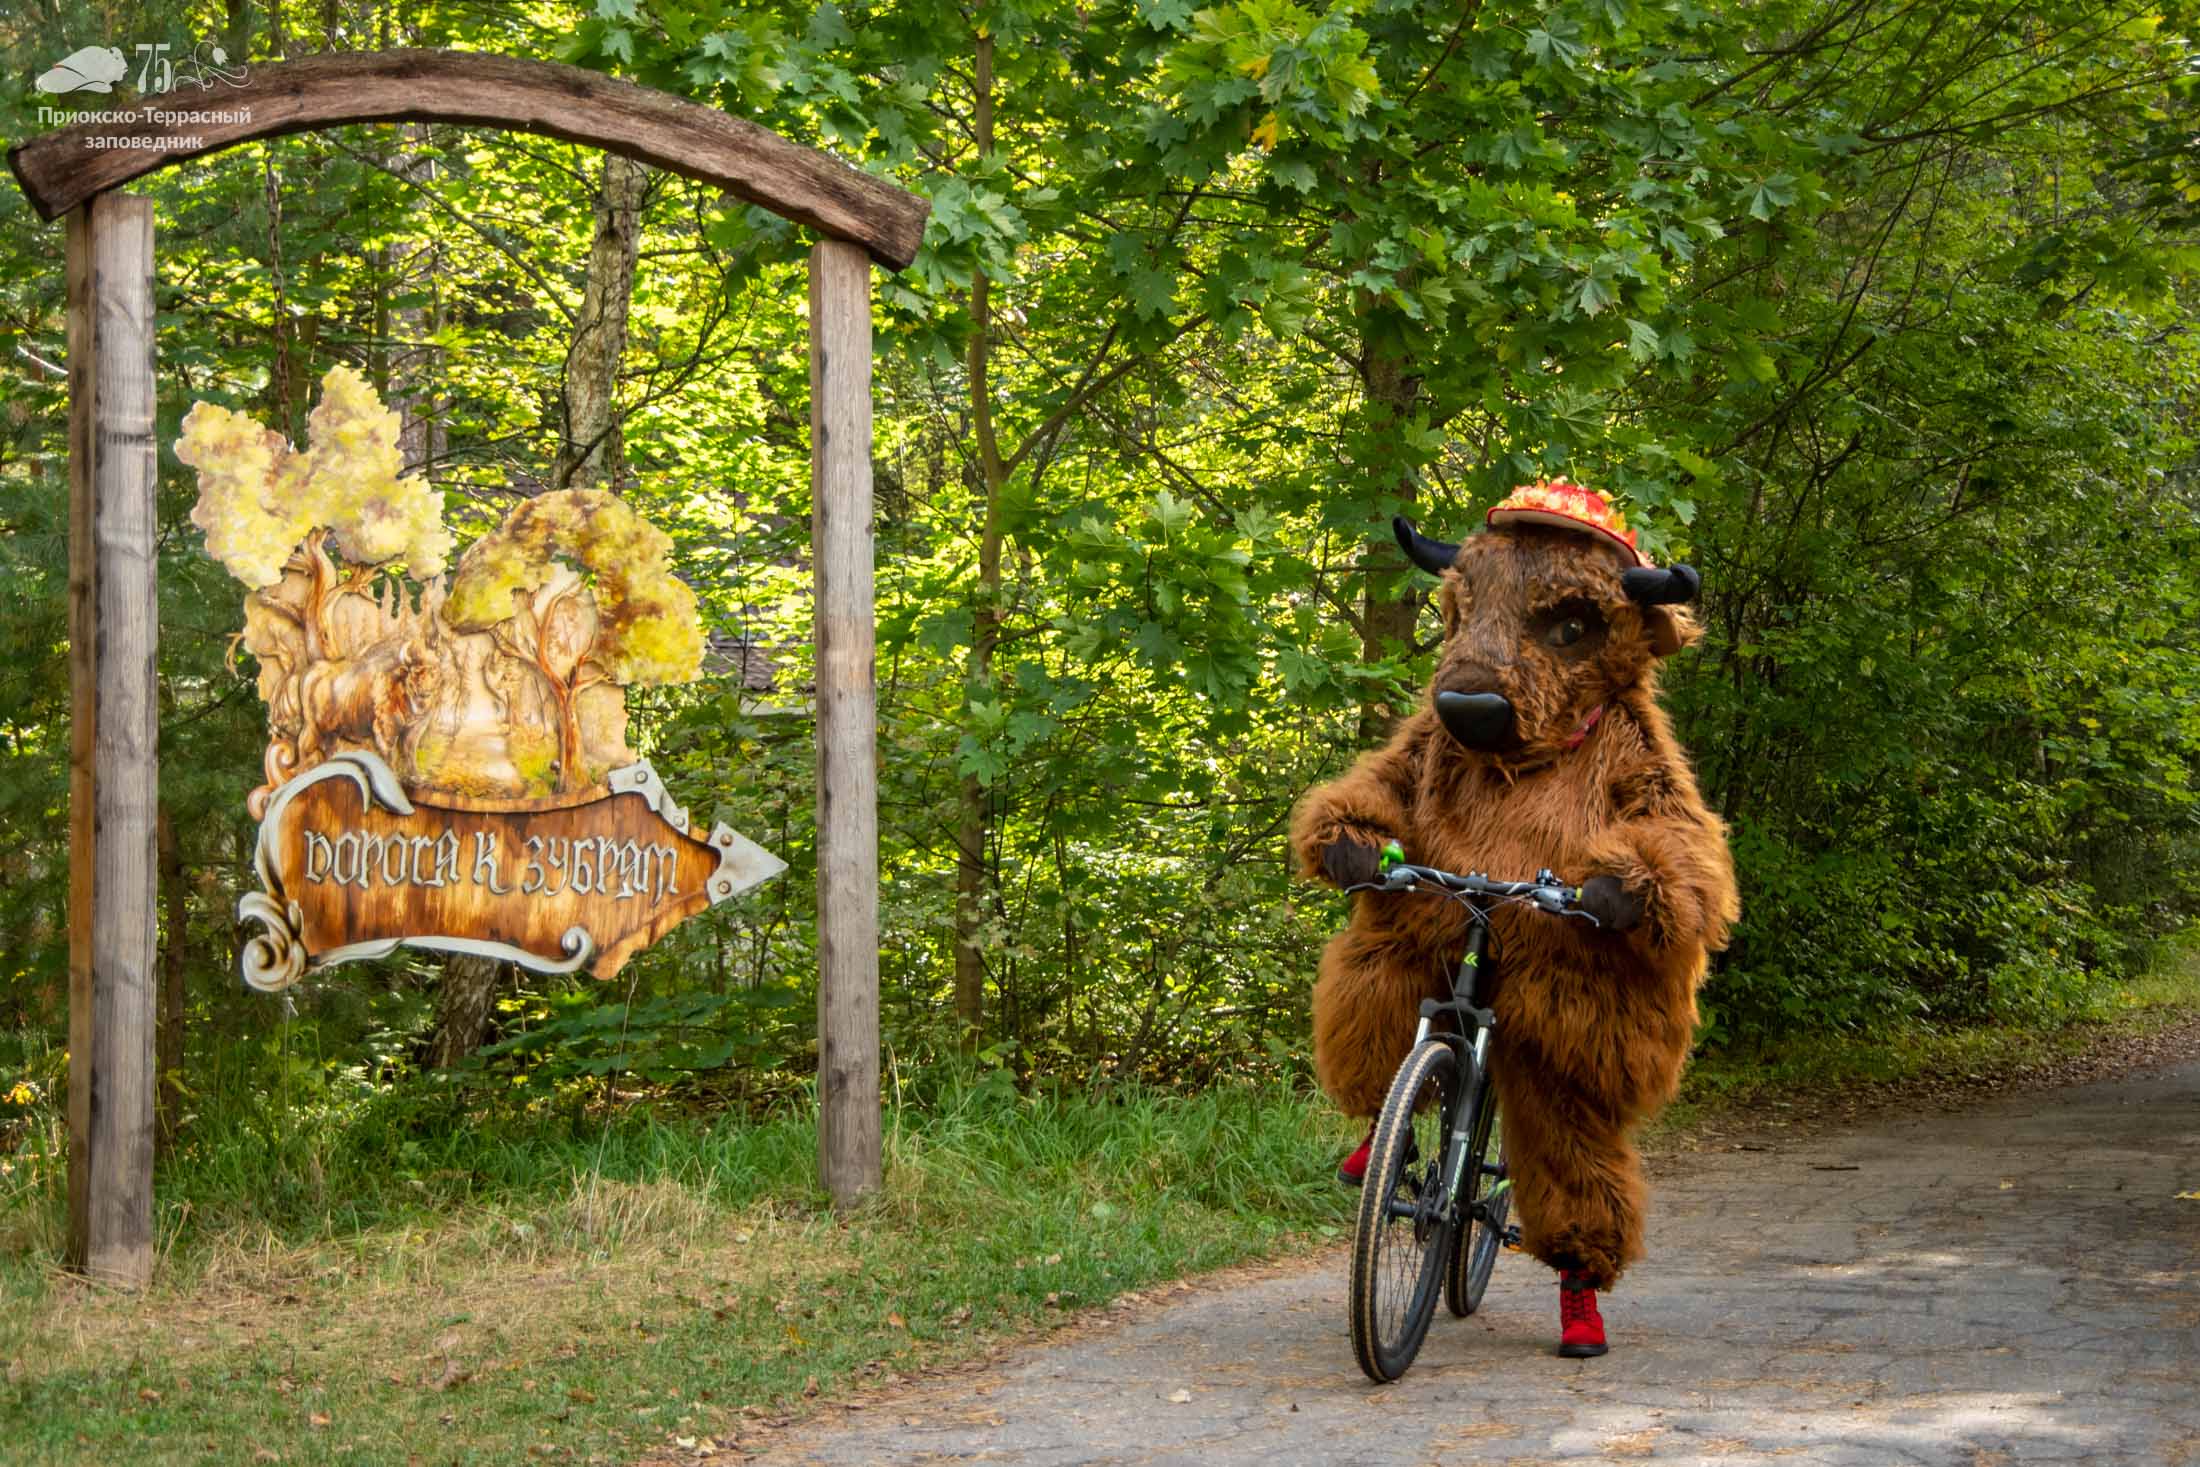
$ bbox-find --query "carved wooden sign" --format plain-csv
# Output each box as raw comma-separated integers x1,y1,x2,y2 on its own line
242,753,782,988
179,367,784,992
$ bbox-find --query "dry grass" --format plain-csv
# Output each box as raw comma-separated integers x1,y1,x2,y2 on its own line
0,1084,1349,1464
18,1175,843,1387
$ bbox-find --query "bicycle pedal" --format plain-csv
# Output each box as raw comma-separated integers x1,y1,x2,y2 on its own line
1501,1224,1524,1252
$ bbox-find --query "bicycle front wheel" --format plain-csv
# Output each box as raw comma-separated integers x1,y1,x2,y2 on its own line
1444,1077,1507,1318
1348,1039,1462,1383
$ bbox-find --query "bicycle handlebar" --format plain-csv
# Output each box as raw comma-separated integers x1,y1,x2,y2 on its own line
1343,849,1601,926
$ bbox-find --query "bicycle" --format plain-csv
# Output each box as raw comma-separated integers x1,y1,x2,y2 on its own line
1343,843,1600,1383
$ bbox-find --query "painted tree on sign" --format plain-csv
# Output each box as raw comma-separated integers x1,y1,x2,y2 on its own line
444,488,703,794
174,366,454,810
177,362,452,592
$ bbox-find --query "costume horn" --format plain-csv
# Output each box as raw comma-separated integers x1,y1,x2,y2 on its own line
1393,516,1462,576
1621,563,1702,605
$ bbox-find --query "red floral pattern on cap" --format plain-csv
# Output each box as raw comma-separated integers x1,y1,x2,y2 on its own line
1485,478,1646,567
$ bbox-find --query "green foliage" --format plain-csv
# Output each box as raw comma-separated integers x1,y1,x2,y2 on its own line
0,0,2194,1142
466,984,807,1086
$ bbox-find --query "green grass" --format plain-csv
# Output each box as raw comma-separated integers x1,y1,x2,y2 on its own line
0,1074,1357,1465
1665,931,2200,1128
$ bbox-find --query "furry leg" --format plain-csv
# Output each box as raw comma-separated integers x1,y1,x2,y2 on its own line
1312,922,1444,1118
1491,1060,1646,1290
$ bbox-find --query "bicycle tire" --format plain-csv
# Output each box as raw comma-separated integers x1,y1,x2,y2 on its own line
1348,1039,1462,1383
1443,1077,1507,1318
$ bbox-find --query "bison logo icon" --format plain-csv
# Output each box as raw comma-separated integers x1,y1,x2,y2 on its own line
35,45,128,94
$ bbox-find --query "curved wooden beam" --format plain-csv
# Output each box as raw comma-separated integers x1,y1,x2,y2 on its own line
7,49,929,270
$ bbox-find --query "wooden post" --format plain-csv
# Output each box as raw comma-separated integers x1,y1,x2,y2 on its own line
809,240,880,1208
65,192,160,1287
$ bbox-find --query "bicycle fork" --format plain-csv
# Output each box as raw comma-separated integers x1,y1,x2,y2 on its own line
1409,928,1501,1210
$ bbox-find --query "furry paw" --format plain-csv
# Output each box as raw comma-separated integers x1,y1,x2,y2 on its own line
1578,875,1645,931
1319,836,1385,887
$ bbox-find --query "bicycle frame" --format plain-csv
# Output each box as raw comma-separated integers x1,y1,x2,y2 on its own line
1412,921,1499,1219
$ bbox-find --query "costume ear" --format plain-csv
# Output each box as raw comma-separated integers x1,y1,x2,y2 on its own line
1644,605,1701,658
1438,575,1463,638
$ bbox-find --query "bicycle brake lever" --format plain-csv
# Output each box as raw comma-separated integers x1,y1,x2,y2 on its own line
1533,887,1602,926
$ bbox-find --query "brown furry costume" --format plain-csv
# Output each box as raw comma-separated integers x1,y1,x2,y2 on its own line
1292,519,1739,1289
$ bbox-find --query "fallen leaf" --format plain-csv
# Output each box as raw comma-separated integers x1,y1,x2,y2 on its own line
568,1388,596,1404
886,1313,906,1329
138,1388,162,1404
308,1412,331,1429
1166,1389,1192,1404
802,1376,820,1398
1999,1180,2016,1190
2176,1191,2200,1201
1043,1253,1063,1266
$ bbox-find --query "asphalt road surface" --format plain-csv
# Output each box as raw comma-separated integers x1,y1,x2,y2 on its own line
757,1056,2200,1466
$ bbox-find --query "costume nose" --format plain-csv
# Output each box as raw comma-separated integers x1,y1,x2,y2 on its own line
1435,691,1517,752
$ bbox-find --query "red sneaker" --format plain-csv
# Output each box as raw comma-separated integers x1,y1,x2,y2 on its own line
1558,1269,1608,1357
1336,1122,1377,1186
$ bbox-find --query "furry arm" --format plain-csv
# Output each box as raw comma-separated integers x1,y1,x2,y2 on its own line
1289,716,1424,884
1580,713,1740,956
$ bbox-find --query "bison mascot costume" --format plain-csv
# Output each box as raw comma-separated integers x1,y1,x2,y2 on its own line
1292,480,1738,1359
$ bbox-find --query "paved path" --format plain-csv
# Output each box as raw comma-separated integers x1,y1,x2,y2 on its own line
759,1059,2200,1466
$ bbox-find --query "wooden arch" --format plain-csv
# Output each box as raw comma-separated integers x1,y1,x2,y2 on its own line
11,50,923,1284
8,49,927,267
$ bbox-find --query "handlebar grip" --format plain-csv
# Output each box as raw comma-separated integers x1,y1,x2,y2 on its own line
1378,840,1406,873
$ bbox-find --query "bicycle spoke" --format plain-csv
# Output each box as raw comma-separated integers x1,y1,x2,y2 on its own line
1353,1043,1457,1380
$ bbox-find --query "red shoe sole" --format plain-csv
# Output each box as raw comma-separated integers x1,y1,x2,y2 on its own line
1558,1341,1608,1358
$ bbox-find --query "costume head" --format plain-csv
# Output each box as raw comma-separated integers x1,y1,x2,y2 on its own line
1393,481,1702,762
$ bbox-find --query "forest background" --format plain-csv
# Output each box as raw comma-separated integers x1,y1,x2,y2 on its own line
0,0,2196,1250
1,0,2197,1456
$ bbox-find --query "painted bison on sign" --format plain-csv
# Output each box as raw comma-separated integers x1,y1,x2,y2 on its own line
1291,481,1739,1357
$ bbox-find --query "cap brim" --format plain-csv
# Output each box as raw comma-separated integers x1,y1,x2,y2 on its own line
1485,506,1647,568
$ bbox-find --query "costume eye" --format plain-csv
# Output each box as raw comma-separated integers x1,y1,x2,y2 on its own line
1535,599,1604,651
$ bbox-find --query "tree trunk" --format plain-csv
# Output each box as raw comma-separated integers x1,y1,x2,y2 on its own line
553,154,648,491
389,122,444,480
264,155,293,434
429,955,501,1068
1354,304,1424,745
951,28,1004,1050
155,803,186,1156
